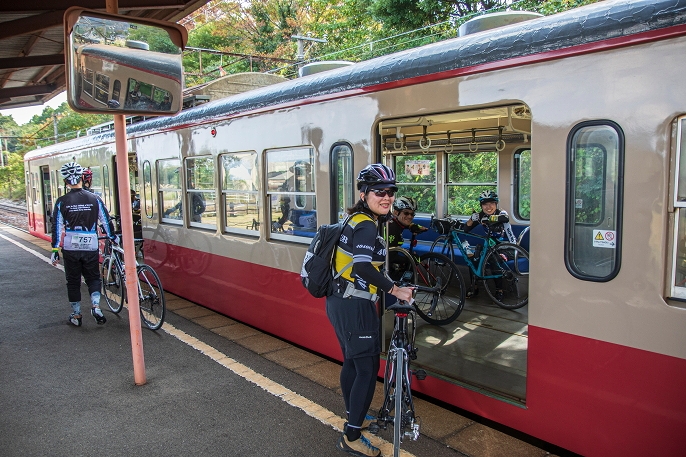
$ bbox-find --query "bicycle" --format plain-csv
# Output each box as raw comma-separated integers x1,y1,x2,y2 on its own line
430,217,529,310
100,236,166,330
376,300,426,457
387,231,466,325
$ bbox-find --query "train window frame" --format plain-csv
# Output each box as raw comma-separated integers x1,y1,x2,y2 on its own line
446,151,498,217
158,158,183,225
102,164,111,210
142,160,154,219
185,156,216,230
266,147,316,243
330,143,354,224
669,116,686,301
220,151,260,236
393,153,436,216
513,148,531,221
564,120,624,282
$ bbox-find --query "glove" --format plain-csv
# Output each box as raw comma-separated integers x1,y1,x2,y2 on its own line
470,213,479,222
489,215,499,222
50,249,60,265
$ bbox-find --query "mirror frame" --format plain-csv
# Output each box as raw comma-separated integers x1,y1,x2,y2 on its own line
63,7,188,116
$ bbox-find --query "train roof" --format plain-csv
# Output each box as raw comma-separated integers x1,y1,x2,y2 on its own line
78,44,182,83
25,0,686,161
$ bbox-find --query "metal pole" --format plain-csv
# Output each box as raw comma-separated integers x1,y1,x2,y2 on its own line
107,0,146,386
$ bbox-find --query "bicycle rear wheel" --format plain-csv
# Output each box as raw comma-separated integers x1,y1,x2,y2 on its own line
481,243,529,309
429,235,454,261
414,252,465,325
387,247,417,285
137,264,166,330
101,257,124,314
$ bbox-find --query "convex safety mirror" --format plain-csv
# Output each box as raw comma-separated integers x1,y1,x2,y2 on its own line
64,8,187,116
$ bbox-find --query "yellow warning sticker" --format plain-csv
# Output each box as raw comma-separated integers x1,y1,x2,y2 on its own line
592,230,616,249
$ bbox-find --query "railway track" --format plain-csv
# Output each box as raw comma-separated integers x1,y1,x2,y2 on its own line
0,200,29,231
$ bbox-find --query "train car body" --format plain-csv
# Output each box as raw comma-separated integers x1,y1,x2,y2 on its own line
25,1,686,455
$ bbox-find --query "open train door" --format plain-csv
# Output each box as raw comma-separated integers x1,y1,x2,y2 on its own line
39,166,53,235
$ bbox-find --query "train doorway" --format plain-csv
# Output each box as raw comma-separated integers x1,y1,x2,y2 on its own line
379,104,531,404
39,166,52,235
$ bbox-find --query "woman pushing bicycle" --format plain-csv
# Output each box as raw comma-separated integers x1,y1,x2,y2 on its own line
326,163,413,457
464,190,517,299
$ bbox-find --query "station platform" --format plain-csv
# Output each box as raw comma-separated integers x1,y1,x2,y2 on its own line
0,224,563,457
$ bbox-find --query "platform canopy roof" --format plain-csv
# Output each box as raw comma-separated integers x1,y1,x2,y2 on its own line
0,1,208,110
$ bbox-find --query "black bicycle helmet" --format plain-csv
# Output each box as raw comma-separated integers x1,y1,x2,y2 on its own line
479,190,498,204
393,196,417,212
356,163,397,192
60,162,84,185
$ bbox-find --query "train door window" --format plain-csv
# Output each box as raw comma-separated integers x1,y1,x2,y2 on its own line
83,69,94,97
514,149,531,221
32,172,39,204
112,80,121,105
670,116,686,300
158,158,182,225
331,143,354,224
266,147,316,241
186,156,215,229
102,164,111,210
446,151,497,215
94,73,110,105
142,160,154,218
89,165,102,198
394,154,436,214
220,151,260,235
565,121,624,281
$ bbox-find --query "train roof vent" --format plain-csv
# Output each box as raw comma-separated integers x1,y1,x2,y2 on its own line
298,61,354,77
458,11,543,37
125,40,150,51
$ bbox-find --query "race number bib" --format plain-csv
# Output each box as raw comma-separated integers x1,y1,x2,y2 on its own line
66,232,97,251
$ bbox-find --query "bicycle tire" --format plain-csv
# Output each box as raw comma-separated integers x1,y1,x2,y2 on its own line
414,252,465,325
393,347,404,457
429,235,454,261
137,264,166,330
387,247,417,286
480,242,529,310
101,257,124,314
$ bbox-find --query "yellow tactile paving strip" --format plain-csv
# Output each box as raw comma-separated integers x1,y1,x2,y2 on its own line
0,224,555,457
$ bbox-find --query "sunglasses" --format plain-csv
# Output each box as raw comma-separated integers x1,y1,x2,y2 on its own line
370,189,396,198
401,210,415,217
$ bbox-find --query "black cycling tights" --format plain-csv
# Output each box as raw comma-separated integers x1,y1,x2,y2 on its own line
341,355,380,440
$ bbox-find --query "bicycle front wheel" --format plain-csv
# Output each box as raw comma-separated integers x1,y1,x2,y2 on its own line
429,235,454,261
393,347,404,457
414,252,465,325
481,243,529,309
137,264,166,330
101,257,124,314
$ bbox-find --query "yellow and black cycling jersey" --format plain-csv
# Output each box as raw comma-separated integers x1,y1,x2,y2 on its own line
334,212,393,297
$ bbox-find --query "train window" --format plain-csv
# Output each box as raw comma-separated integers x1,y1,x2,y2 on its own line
514,149,531,221
266,147,316,240
83,69,94,97
331,143,354,224
158,158,183,225
94,73,110,105
565,121,624,281
142,161,154,218
88,165,102,198
102,164,111,210
670,116,686,300
446,151,497,216
186,156,215,229
220,151,260,235
393,154,436,214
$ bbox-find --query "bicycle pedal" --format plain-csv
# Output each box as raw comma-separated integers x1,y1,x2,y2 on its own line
414,369,427,380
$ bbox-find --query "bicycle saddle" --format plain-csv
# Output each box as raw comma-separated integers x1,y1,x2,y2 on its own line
387,301,415,313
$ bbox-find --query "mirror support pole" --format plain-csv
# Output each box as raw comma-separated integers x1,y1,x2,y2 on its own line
107,0,147,386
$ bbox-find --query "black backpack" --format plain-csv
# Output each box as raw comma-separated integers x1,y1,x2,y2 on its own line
300,215,352,298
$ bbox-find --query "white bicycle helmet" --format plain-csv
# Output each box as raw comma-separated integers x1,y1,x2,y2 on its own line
60,162,84,185
393,196,417,212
